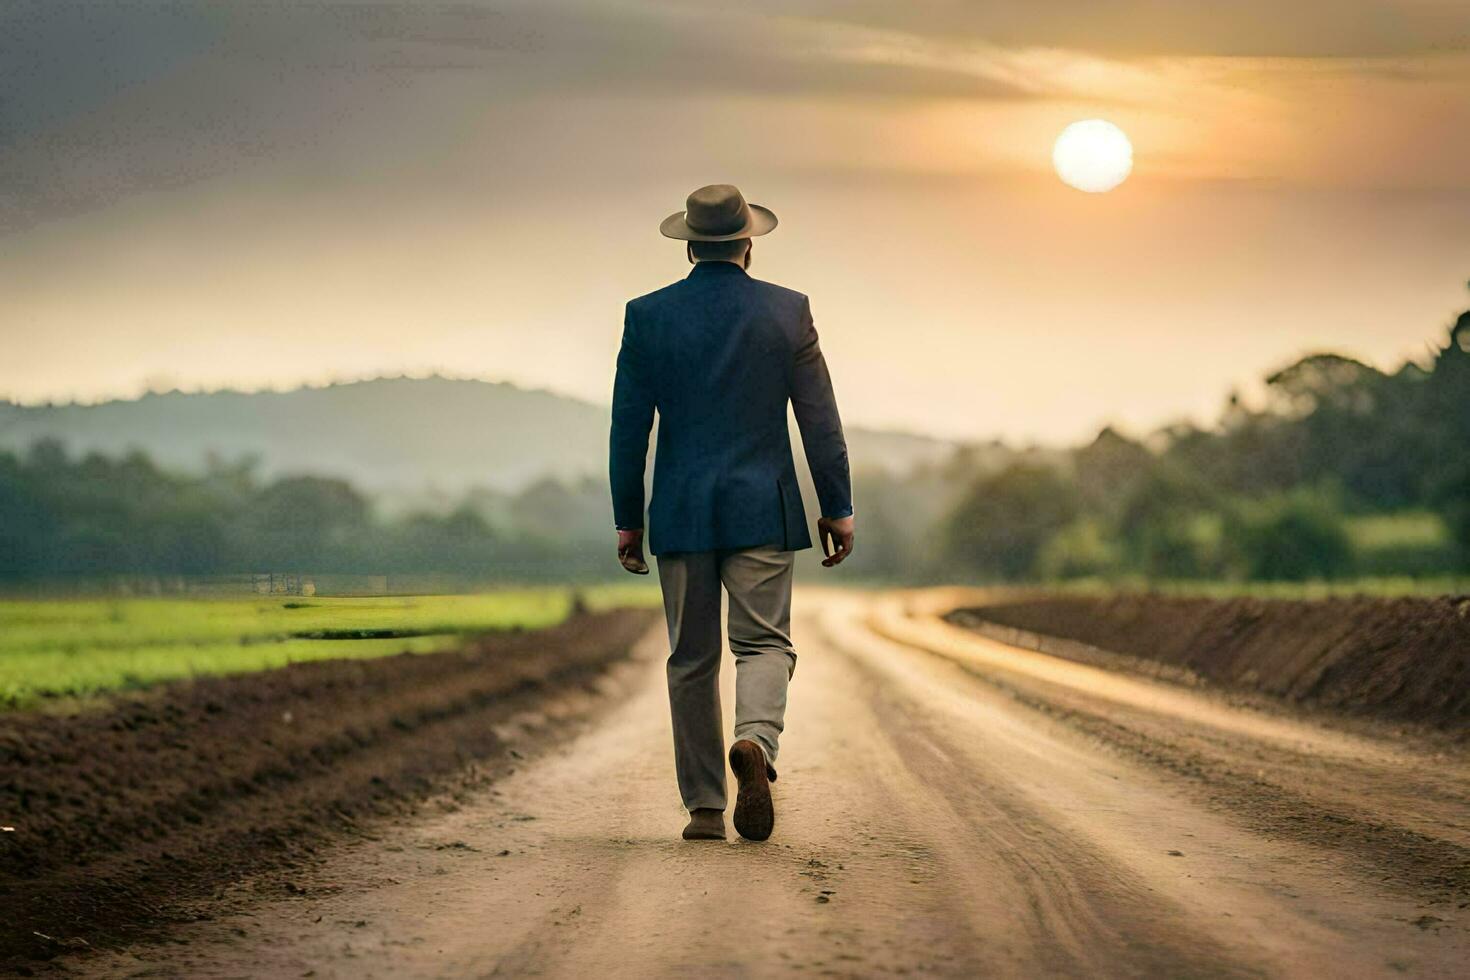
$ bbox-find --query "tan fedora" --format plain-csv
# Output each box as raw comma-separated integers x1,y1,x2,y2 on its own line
660,184,778,241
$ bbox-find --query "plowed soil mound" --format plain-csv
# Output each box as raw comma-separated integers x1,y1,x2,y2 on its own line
0,607,657,967
947,594,1470,731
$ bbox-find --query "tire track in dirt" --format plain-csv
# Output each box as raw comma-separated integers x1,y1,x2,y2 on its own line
831,641,1262,977
871,596,1470,907
0,608,657,967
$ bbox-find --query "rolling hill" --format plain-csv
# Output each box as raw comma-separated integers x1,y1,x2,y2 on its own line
0,377,963,496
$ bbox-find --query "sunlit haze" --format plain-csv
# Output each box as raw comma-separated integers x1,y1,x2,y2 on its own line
4,1,1469,444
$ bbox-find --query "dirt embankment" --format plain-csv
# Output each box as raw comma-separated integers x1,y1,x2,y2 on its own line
0,607,657,968
947,594,1470,731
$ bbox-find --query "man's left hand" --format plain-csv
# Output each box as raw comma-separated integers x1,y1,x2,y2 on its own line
617,528,649,575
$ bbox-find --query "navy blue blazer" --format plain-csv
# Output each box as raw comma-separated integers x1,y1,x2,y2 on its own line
610,261,852,556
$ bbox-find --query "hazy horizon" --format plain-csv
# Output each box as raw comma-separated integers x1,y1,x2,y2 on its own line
4,1,1469,443
0,308,1458,451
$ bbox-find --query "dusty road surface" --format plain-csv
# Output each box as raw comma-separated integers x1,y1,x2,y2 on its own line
75,590,1469,978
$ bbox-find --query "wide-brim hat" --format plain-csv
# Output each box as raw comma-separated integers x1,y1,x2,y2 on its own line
660,183,777,241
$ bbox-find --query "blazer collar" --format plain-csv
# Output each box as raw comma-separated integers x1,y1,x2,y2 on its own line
687,261,748,279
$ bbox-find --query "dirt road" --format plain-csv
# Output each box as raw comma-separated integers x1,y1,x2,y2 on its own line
75,591,1469,978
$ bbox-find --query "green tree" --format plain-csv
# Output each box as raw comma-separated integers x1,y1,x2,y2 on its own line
239,476,370,571
1230,489,1354,581
942,463,1080,580
1117,463,1230,579
1073,427,1152,522
1036,518,1123,580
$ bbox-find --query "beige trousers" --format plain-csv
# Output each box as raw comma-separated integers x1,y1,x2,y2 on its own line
655,545,796,812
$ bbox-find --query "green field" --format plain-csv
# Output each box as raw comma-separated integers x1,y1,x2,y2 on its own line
0,584,661,710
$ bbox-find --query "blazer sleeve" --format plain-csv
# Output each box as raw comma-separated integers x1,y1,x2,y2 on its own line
609,302,656,529
789,297,853,519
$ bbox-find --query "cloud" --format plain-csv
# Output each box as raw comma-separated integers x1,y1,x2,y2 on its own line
0,1,1042,232
729,0,1470,59
2,0,1467,236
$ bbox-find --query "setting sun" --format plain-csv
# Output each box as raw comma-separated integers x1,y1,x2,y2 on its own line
1053,119,1133,193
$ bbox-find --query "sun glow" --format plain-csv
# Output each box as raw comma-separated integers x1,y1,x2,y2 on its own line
1052,120,1133,193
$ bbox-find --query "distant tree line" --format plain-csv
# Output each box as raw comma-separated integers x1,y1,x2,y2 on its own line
0,445,612,585
913,305,1470,583
2,302,1466,587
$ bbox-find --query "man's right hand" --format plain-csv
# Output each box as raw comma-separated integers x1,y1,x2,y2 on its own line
817,515,855,568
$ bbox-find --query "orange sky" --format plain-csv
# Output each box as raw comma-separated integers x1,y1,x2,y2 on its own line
3,1,1468,443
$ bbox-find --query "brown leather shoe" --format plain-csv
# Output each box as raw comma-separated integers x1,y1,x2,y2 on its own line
682,807,725,841
729,740,774,841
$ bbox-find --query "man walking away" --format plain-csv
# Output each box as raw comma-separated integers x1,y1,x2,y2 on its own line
609,184,855,842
